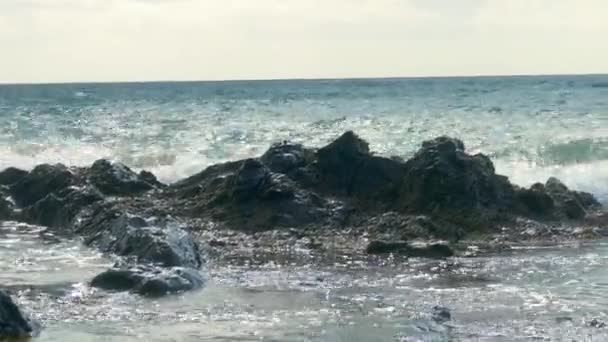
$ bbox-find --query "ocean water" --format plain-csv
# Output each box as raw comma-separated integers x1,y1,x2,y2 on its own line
3,75,608,341
1,75,608,199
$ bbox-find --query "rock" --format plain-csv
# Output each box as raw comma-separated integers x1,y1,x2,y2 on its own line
0,167,28,186
91,265,206,297
10,163,76,207
575,191,601,209
588,318,606,328
315,131,404,199
88,159,155,196
366,240,454,258
400,137,515,215
76,207,203,269
231,159,271,201
22,186,103,230
0,290,35,338
515,183,555,217
260,142,314,174
316,131,371,194
545,177,587,219
431,306,452,323
0,188,14,220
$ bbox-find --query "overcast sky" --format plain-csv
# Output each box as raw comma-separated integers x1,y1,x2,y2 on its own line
1,0,607,83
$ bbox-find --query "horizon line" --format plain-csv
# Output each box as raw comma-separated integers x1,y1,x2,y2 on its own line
1,72,607,86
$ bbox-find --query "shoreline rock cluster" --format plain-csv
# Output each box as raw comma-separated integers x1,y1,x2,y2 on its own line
0,131,602,264
1,131,605,338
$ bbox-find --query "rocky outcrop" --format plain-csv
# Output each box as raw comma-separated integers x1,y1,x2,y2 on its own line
515,178,599,220
10,163,77,207
314,131,405,202
87,159,161,196
0,290,36,339
399,136,514,214
171,158,339,231
0,131,603,277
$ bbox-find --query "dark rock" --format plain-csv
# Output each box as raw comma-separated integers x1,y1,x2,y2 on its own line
574,191,601,209
76,207,202,269
88,159,155,196
545,177,586,219
588,318,606,328
366,240,454,258
260,142,314,174
316,131,371,194
139,170,164,188
91,265,206,297
22,186,103,230
0,167,28,186
431,306,451,323
10,163,76,207
0,187,14,220
400,137,514,213
515,184,555,217
315,131,404,199
231,159,271,201
0,290,35,338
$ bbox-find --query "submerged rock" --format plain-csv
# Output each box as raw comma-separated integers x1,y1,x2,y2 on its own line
0,290,36,339
431,306,452,324
366,240,454,258
91,265,206,297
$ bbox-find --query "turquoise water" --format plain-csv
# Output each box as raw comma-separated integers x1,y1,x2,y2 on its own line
1,75,608,198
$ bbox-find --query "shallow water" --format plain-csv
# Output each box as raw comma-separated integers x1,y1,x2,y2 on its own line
2,221,608,341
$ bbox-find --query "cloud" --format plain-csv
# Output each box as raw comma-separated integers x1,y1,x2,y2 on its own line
0,0,606,83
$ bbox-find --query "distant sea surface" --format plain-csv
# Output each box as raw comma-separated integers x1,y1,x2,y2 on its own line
1,75,608,199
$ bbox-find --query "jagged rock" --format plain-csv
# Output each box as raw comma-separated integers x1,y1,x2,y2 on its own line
87,159,156,196
10,163,76,207
260,142,314,174
76,206,202,268
231,159,271,201
0,167,28,186
515,183,555,217
22,186,104,230
0,290,36,338
366,240,454,258
400,137,514,213
315,131,404,198
545,177,586,219
91,265,206,297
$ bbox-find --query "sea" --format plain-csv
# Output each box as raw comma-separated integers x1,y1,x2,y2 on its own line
2,75,608,341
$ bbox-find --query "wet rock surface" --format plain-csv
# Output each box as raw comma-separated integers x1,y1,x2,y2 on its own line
91,264,206,297
0,290,36,339
366,240,455,258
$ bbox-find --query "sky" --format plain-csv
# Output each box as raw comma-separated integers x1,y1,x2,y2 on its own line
1,0,607,83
